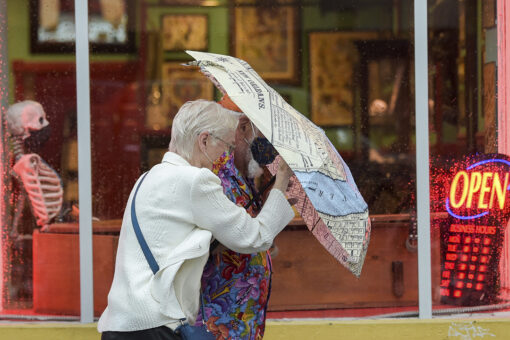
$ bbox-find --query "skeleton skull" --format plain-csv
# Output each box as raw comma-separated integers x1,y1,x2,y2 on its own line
6,100,49,140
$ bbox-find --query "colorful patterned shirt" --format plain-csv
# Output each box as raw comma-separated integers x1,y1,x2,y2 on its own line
195,153,272,340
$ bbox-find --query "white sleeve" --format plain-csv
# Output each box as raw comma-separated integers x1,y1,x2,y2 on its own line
190,168,294,253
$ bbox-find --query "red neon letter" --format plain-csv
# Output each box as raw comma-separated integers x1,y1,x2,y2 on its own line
450,171,469,208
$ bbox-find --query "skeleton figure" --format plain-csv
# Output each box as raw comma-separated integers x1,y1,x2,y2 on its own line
6,100,63,233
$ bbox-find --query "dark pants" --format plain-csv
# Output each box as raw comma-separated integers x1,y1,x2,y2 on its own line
101,326,182,340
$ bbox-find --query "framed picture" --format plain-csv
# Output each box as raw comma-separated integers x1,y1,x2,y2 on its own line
161,14,208,52
140,134,171,172
309,31,378,126
160,62,214,123
232,3,300,84
159,0,204,5
30,0,136,54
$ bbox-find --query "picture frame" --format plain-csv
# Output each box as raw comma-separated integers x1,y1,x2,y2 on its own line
309,31,379,126
161,14,208,52
232,3,300,84
140,134,171,172
30,0,136,54
160,62,214,124
159,0,204,5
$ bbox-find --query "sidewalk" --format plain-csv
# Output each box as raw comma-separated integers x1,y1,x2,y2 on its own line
1,316,510,340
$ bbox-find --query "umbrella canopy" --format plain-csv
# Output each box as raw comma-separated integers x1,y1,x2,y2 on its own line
187,51,371,277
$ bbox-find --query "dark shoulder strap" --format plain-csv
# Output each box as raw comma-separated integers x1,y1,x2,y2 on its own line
131,172,160,274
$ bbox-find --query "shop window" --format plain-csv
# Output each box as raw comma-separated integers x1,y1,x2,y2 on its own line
1,0,507,321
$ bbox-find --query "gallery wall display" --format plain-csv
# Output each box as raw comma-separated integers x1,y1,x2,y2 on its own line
309,31,378,126
161,14,208,52
30,0,136,53
160,62,214,124
232,2,300,84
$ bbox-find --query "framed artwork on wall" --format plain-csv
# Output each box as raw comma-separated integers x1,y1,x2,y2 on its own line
161,14,208,52
309,31,378,126
159,62,214,124
159,0,204,5
30,0,136,54
232,3,300,84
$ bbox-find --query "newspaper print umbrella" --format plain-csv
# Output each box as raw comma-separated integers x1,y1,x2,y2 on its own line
187,51,371,277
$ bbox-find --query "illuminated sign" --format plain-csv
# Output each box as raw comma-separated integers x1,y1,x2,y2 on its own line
438,154,510,306
445,158,510,220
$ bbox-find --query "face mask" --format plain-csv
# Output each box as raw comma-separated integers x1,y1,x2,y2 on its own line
211,150,235,175
24,124,52,153
250,137,278,165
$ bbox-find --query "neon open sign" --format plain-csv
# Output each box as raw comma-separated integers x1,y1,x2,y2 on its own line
438,154,510,306
446,158,510,220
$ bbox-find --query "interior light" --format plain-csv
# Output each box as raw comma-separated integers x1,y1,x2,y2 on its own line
440,288,450,296
448,244,458,252
449,236,461,243
447,253,458,261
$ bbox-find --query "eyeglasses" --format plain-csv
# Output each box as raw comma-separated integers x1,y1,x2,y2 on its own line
210,134,236,153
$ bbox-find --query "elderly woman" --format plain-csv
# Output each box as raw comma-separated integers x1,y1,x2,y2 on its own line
98,100,294,340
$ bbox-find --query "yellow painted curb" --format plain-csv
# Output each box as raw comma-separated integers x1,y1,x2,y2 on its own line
264,318,510,340
0,319,510,340
0,322,100,340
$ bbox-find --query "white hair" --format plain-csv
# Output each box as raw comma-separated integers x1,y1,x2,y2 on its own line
169,100,240,161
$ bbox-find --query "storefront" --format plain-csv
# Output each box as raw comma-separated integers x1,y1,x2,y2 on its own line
1,0,509,338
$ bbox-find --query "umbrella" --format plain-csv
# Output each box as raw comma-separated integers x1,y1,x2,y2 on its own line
187,51,371,277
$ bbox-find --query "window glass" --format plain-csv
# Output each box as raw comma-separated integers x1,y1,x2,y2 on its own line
428,0,509,314
10,0,500,321
1,0,78,317
89,0,419,319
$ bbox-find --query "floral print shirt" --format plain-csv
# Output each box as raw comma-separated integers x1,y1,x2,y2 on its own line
195,153,271,340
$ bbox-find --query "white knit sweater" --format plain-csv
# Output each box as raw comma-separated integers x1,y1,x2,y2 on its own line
97,152,294,332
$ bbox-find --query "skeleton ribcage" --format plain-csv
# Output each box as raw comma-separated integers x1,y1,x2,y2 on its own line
12,154,63,227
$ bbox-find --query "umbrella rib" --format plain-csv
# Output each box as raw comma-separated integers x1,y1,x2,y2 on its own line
310,217,321,232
